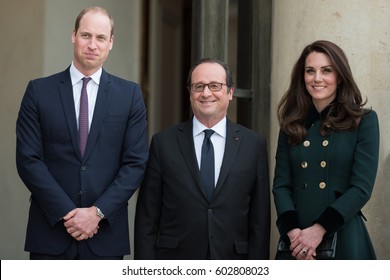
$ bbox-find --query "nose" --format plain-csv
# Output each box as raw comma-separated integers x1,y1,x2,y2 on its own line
314,71,323,82
201,86,213,96
88,38,97,49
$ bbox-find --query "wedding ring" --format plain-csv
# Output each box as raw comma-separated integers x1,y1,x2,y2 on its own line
302,249,307,255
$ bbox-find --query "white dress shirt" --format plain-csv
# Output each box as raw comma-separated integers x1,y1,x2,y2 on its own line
193,116,226,187
70,62,102,130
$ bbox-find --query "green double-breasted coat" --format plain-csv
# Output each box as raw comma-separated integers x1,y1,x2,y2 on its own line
273,109,380,259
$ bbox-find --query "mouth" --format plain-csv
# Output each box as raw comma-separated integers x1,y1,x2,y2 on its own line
200,100,216,104
84,53,98,58
312,85,326,90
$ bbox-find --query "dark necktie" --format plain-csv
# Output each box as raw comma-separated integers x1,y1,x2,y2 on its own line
79,77,91,157
200,129,215,201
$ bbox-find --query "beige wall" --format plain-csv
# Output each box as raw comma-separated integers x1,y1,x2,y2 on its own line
0,0,45,260
0,0,141,260
270,0,390,259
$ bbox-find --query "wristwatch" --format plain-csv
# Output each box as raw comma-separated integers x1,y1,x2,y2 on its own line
95,207,105,219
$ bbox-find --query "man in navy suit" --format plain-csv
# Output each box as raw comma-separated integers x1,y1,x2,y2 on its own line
134,58,270,260
16,6,148,259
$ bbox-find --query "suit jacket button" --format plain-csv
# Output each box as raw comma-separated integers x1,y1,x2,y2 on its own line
208,209,213,215
322,140,329,147
81,165,87,171
320,161,327,168
319,182,326,189
303,140,310,147
301,161,308,168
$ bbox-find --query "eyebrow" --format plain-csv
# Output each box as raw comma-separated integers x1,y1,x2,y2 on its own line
80,31,109,38
305,65,333,69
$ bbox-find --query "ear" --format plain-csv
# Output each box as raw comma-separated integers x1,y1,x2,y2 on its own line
109,35,114,51
71,30,76,44
228,86,234,100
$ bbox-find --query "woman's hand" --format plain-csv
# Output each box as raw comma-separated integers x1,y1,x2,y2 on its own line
289,224,326,260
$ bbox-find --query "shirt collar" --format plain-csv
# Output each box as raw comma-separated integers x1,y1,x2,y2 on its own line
70,62,102,86
193,116,227,138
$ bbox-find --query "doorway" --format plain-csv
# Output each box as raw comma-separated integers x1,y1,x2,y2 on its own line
142,0,271,141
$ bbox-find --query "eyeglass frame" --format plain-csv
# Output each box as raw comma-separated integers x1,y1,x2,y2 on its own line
188,82,228,93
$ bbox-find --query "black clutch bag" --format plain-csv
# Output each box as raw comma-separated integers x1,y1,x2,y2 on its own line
275,233,337,260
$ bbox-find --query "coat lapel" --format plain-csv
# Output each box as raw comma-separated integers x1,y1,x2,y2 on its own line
176,120,209,200
83,70,111,161
58,69,82,161
214,120,242,197
177,118,243,201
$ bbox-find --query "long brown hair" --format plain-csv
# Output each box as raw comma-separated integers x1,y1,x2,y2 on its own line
277,40,367,145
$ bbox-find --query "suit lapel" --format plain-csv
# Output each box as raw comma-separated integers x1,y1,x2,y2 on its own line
58,69,82,161
214,119,242,196
83,70,111,160
176,120,209,200
177,119,243,201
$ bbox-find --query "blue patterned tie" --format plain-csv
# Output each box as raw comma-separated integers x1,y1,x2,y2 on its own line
200,129,215,201
79,77,91,157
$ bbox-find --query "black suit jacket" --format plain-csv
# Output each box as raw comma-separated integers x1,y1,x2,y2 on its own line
134,118,270,259
16,68,148,257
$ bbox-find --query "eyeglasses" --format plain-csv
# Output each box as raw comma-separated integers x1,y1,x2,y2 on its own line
189,82,227,92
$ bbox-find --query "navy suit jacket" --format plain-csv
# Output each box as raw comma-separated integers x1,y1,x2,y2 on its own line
16,68,148,257
134,118,270,259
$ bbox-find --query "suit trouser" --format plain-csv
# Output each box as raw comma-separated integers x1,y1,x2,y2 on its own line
29,239,123,260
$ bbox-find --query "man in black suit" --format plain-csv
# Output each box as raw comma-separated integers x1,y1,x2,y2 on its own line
16,7,148,259
134,58,270,260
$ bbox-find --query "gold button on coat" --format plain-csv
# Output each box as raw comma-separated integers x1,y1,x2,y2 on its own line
319,182,326,189
320,161,327,168
303,140,310,147
301,161,308,168
322,140,329,147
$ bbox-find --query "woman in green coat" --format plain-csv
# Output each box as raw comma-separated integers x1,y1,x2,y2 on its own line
273,40,380,260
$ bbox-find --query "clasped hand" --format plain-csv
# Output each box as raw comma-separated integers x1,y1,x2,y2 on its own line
63,207,100,241
287,224,326,260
